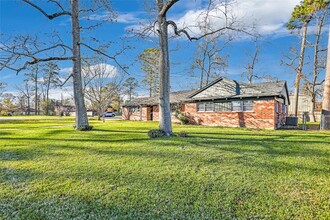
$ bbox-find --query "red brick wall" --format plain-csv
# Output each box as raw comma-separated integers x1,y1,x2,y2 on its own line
151,105,182,123
184,100,276,129
274,101,288,128
122,107,148,121
123,100,282,129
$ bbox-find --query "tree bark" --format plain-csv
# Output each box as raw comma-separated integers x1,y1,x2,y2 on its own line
293,22,308,117
27,96,30,115
34,70,38,115
157,0,172,136
310,13,324,123
320,26,330,130
71,0,89,129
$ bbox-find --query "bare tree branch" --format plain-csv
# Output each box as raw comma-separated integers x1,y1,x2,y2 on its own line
167,20,254,41
22,0,71,19
59,74,73,87
80,42,129,74
159,0,179,17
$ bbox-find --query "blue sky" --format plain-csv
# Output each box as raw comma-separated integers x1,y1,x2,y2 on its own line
0,0,328,99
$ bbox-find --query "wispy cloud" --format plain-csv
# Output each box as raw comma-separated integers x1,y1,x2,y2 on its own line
86,11,144,24
60,63,118,78
127,0,300,39
173,0,300,37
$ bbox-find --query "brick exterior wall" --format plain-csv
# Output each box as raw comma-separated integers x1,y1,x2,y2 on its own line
122,105,181,123
123,99,287,129
274,100,288,128
151,105,181,123
122,107,148,121
184,99,277,129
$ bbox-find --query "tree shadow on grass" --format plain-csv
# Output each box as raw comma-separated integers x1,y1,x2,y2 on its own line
188,131,330,142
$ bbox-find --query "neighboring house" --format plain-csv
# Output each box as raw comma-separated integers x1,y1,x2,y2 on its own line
122,77,290,129
55,105,96,117
288,94,322,121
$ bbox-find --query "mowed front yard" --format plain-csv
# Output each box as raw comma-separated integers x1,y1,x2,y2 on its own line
0,117,329,219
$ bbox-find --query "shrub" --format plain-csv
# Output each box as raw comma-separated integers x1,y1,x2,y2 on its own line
175,110,190,125
178,131,188,137
0,110,7,116
73,125,94,131
148,129,165,138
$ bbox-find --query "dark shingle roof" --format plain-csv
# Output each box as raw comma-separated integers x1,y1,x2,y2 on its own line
122,77,288,107
122,89,197,107
189,77,287,100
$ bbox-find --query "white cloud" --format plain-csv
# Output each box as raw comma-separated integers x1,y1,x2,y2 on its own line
48,87,73,100
117,12,144,24
82,63,118,77
60,63,118,77
173,0,300,37
60,67,72,74
128,0,300,39
86,11,143,24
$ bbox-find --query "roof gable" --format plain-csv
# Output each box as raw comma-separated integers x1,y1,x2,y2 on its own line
122,77,290,107
190,77,289,101
190,78,239,99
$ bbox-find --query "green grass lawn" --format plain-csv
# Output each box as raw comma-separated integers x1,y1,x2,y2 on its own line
0,117,329,219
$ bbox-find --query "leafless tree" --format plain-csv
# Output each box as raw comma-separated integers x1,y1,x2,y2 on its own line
83,60,124,121
242,36,261,84
286,0,329,117
0,82,6,100
192,33,230,88
321,26,330,130
153,0,251,136
302,8,327,122
15,80,33,115
24,65,40,115
0,0,122,130
122,77,139,101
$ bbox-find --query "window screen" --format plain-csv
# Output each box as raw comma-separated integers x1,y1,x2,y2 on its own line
243,101,253,111
232,101,242,111
214,102,232,112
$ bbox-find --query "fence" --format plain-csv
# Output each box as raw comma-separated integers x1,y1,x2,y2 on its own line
320,115,330,130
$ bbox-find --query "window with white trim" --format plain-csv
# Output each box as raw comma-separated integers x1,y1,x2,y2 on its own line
214,102,232,112
197,100,254,112
197,102,214,112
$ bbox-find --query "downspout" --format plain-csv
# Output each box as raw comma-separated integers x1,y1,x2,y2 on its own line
139,104,142,121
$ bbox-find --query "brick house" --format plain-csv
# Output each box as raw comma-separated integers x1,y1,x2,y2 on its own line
122,77,290,129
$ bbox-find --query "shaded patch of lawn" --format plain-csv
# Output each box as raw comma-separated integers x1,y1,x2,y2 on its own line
0,117,329,219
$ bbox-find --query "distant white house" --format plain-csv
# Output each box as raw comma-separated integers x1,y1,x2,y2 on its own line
288,94,322,121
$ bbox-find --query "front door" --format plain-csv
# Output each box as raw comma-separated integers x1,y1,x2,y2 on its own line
150,106,153,121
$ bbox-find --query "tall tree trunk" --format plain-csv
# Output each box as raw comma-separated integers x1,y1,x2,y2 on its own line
71,0,89,129
320,26,330,130
46,79,50,115
34,72,38,115
293,22,308,117
311,94,316,122
199,69,204,89
311,14,324,123
157,0,172,136
27,96,30,115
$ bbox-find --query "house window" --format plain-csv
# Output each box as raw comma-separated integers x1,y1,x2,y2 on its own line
243,101,253,111
276,102,279,113
214,102,232,112
205,102,214,111
283,105,286,114
129,106,140,113
197,101,253,112
197,102,214,112
232,101,242,111
197,103,204,112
